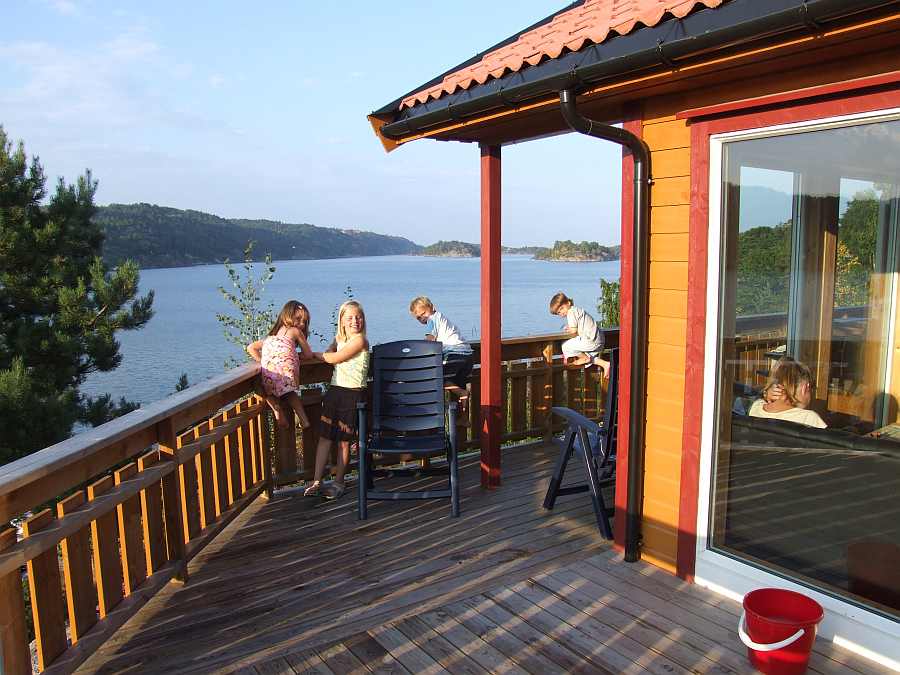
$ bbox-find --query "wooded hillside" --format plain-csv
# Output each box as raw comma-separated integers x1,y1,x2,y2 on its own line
96,203,422,268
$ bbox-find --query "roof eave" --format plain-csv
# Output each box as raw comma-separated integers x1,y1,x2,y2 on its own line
370,2,589,118
373,0,900,148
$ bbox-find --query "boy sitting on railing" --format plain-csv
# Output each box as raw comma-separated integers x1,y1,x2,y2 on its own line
409,296,473,413
549,291,610,378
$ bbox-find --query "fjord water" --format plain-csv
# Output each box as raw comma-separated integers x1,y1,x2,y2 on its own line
82,255,619,405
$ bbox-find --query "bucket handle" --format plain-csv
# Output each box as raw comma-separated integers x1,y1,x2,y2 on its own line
738,613,805,652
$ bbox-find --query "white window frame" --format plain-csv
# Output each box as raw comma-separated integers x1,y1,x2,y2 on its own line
696,107,900,671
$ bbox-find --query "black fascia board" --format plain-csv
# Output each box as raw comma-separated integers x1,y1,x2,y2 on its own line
372,1,587,117
377,0,900,139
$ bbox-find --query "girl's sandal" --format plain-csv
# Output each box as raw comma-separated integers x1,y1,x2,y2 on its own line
323,482,346,500
303,481,322,497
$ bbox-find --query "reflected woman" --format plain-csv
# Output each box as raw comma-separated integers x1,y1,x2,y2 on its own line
750,357,827,428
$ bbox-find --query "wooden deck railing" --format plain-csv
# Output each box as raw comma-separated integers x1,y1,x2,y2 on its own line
273,330,620,485
0,364,270,674
0,330,619,674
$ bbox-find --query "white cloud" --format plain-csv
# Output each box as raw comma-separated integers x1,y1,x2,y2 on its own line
208,74,226,88
46,0,78,16
0,29,234,137
103,33,160,61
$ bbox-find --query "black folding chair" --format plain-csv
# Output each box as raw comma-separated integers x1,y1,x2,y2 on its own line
357,340,460,519
542,348,618,539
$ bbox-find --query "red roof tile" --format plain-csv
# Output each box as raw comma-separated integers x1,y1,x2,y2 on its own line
400,0,723,109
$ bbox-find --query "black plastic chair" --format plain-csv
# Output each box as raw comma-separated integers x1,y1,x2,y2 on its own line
542,348,618,539
357,340,460,519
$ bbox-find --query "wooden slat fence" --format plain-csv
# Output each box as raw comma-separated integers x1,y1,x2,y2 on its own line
470,331,619,449
268,331,622,485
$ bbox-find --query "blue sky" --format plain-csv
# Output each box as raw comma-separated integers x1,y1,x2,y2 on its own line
1,0,623,247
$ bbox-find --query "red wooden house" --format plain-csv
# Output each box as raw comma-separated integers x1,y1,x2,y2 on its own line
370,0,900,667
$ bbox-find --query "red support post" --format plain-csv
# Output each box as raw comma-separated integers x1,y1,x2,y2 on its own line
614,109,642,550
480,143,502,488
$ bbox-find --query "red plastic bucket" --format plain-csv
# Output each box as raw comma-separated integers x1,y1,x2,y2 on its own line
739,588,824,675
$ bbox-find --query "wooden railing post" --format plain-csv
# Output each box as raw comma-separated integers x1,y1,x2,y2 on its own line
210,412,229,517
157,419,188,583
542,342,555,440
195,420,217,530
87,475,125,616
23,509,67,671
137,449,168,575
0,528,30,675
261,407,274,499
114,463,148,595
273,400,297,484
57,491,98,643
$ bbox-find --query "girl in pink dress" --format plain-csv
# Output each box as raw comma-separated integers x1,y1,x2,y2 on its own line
247,300,312,428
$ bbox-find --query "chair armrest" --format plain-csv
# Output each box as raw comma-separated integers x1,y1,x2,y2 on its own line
357,402,368,441
551,406,600,434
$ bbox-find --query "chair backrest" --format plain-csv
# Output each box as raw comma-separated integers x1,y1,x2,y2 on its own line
550,348,619,465
371,340,445,434
599,348,619,461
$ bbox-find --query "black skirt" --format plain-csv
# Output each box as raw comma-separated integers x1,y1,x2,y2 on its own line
319,385,365,442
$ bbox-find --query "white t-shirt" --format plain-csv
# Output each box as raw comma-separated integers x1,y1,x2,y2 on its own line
567,306,602,348
429,310,471,353
748,399,827,428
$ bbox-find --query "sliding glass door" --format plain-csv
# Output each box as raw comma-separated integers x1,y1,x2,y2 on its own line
711,115,900,618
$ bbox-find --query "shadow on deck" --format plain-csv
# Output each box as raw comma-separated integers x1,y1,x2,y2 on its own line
79,441,889,675
79,442,608,673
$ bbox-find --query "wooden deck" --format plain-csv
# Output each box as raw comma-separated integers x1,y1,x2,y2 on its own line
78,442,891,675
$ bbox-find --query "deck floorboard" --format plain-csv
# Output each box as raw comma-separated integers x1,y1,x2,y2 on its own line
76,442,893,674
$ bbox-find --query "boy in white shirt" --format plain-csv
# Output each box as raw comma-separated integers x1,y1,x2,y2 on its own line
409,296,474,402
549,292,610,378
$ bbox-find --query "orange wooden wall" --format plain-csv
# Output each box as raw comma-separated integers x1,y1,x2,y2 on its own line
640,111,691,573
634,43,900,573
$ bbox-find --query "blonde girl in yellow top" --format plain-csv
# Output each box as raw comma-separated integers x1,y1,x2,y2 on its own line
304,300,370,499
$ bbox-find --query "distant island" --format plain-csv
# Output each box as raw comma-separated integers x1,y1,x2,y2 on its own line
418,241,556,257
534,240,620,262
415,239,620,261
418,240,480,257
503,245,550,256
96,203,422,268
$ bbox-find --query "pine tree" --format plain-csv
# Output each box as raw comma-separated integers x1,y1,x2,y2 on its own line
0,127,154,465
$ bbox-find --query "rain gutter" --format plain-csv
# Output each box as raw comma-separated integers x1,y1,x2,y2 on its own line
377,0,900,140
559,89,650,562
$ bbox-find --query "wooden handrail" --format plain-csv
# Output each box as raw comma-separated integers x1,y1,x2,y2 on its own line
0,363,260,520
0,462,175,579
